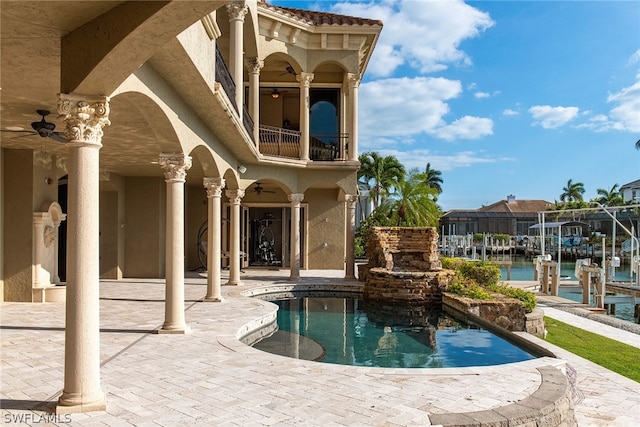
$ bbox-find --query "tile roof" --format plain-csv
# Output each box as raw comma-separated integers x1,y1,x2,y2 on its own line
478,199,553,213
258,1,383,27
620,179,640,189
442,198,553,217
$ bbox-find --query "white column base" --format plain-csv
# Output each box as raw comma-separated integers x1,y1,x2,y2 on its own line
204,296,223,302
56,393,106,414
156,325,191,335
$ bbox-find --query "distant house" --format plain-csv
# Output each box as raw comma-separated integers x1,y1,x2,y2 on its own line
620,179,640,204
356,181,373,228
440,195,553,236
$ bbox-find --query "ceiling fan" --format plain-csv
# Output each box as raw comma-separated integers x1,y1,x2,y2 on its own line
253,182,276,195
277,63,297,77
1,110,66,143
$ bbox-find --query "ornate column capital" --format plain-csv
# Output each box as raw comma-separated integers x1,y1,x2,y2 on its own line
203,177,226,197
159,153,192,182
225,189,245,204
296,72,314,88
57,94,110,146
226,1,248,22
288,193,305,206
345,194,358,208
247,57,264,74
347,73,361,88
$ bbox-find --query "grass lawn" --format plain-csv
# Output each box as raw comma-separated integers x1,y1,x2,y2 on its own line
544,316,640,383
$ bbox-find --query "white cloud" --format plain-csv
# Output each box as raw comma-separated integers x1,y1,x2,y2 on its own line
474,91,490,99
360,76,460,138
359,77,493,142
431,116,493,141
528,105,579,129
331,0,494,77
607,81,640,132
503,109,519,117
368,148,500,172
589,114,608,123
628,49,640,66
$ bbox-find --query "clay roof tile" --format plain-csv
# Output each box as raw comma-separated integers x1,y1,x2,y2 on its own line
259,2,383,27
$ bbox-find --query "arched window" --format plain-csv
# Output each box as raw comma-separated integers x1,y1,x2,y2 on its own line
310,89,339,135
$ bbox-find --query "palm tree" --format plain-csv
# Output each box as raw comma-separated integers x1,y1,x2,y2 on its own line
377,169,440,227
635,139,640,150
423,162,443,193
358,151,405,209
595,184,623,207
560,179,585,203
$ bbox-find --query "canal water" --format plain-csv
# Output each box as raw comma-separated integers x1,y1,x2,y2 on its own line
499,256,637,323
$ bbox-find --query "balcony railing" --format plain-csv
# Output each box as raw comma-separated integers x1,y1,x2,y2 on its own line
259,125,301,158
215,45,237,113
215,45,255,142
258,126,348,161
243,107,254,143
310,133,348,161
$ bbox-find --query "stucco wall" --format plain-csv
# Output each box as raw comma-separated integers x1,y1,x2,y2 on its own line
305,188,345,269
2,149,33,301
186,184,208,271
124,177,165,278
0,148,3,302
100,190,120,279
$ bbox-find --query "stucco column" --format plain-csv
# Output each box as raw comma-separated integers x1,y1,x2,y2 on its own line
203,177,225,301
227,1,248,113
347,73,360,161
297,73,314,161
226,189,244,285
158,153,192,334
56,94,110,414
289,193,304,280
32,214,46,288
345,194,358,279
247,57,263,146
52,213,65,284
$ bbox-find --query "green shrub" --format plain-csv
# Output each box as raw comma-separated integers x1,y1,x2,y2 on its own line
442,257,536,313
441,257,462,270
488,283,537,313
493,233,510,242
447,277,492,300
457,260,500,287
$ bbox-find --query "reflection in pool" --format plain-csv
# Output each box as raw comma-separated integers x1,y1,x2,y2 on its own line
252,296,538,368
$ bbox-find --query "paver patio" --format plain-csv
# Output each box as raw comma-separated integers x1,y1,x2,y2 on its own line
2,270,639,426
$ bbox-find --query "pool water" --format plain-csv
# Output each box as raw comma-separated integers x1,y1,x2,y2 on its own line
253,296,537,368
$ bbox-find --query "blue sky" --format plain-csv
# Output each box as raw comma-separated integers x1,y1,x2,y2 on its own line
272,0,640,210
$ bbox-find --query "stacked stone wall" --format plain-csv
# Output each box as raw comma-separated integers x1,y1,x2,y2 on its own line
363,227,454,304
366,227,441,272
442,293,526,332
526,308,546,338
364,268,455,304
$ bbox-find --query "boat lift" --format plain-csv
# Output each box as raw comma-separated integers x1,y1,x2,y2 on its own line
532,204,640,313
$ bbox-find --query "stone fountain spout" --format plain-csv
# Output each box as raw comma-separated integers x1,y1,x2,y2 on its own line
362,227,455,304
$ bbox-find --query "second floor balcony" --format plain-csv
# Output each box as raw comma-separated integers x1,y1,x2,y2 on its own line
258,125,348,161
215,47,354,163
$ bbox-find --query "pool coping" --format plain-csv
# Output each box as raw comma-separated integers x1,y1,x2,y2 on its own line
227,282,577,426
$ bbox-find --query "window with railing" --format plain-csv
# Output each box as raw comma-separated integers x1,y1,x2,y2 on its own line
310,133,348,161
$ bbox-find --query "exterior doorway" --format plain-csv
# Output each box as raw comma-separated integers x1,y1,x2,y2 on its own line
221,204,306,269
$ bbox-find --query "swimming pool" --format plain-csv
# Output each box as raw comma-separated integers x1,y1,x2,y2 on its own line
252,294,540,368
